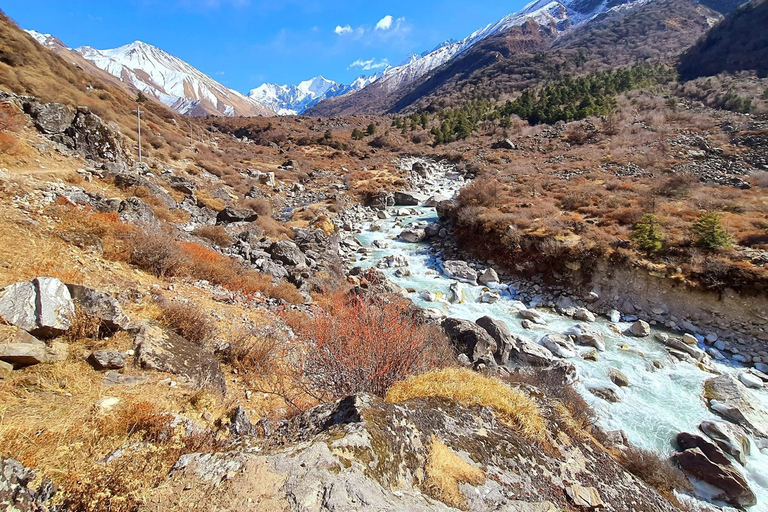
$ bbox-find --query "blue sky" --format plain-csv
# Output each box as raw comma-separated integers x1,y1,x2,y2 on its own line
2,0,529,92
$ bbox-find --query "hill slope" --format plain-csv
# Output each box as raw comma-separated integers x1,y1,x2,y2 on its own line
678,0,768,79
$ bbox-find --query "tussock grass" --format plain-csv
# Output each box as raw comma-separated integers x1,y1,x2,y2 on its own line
386,368,548,445
423,436,484,510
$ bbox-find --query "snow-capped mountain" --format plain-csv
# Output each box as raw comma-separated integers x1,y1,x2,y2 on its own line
307,0,634,115
71,41,274,117
26,30,59,49
249,74,383,116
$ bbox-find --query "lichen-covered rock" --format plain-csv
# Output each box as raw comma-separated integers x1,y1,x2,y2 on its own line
442,317,497,362
67,284,130,332
25,101,75,134
134,324,226,394
0,278,74,339
88,350,126,371
0,457,56,512
142,394,680,512
68,107,127,164
118,197,158,226
268,240,306,269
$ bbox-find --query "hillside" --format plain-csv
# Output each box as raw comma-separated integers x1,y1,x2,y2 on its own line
678,0,768,79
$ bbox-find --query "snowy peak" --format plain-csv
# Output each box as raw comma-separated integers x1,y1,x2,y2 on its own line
249,74,381,116
71,40,273,117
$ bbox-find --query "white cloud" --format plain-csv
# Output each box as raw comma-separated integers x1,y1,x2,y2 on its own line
334,24,353,35
375,15,393,31
349,58,390,71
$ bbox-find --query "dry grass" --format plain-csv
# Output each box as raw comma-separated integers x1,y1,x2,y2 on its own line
193,224,232,247
195,190,226,212
423,436,485,510
158,299,217,346
386,368,548,445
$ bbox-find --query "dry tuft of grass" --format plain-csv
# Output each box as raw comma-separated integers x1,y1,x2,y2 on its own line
423,436,484,510
158,299,217,346
386,368,548,445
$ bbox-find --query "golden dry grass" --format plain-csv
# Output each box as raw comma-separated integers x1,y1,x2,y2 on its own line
386,368,549,445
423,436,484,510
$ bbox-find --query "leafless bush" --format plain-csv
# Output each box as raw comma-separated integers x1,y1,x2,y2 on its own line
158,299,217,345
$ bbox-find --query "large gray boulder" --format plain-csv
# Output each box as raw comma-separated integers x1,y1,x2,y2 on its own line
134,324,226,394
658,336,706,361
564,324,605,351
398,228,426,243
477,268,500,286
442,260,478,284
476,316,519,364
88,350,126,371
674,447,756,508
268,240,306,269
68,107,127,164
216,207,258,224
704,375,768,439
539,334,577,359
519,308,547,325
67,285,130,332
118,197,158,225
442,317,497,362
0,457,56,511
25,101,75,134
699,420,750,466
628,320,651,337
0,278,74,339
393,191,419,206
512,337,555,367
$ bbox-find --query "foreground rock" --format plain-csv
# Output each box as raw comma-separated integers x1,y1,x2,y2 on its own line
699,420,751,466
442,318,496,362
704,375,768,439
67,284,130,332
134,324,226,394
628,320,651,337
674,443,756,508
142,394,681,512
0,457,56,512
0,277,74,339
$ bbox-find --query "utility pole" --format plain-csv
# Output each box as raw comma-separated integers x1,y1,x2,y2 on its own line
189,120,194,149
134,106,144,164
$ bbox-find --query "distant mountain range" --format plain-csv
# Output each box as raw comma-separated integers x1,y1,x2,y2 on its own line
248,75,380,116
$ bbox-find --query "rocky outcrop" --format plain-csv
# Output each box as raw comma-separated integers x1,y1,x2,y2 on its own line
0,327,68,366
118,197,158,226
442,260,478,284
0,457,56,512
134,324,226,394
143,394,680,512
393,191,420,206
0,278,74,339
674,442,756,508
476,316,518,363
268,240,307,269
699,420,750,466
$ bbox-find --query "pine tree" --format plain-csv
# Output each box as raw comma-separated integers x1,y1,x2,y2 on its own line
692,212,731,251
631,214,664,256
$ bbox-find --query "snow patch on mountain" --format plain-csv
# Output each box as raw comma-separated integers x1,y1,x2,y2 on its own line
25,30,58,49
249,74,383,115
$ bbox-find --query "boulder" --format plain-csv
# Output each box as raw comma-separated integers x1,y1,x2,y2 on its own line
628,320,651,337
573,308,596,322
674,447,756,508
589,387,621,403
0,278,74,339
542,359,578,386
229,406,257,437
539,334,577,358
513,338,555,367
704,374,768,439
398,228,426,243
268,240,306,268
68,108,128,164
441,260,478,284
257,172,276,187
423,195,449,208
739,372,764,389
118,197,157,225
519,309,547,325
608,368,630,387
442,318,497,362
608,310,621,323
0,338,67,366
0,457,56,511
393,191,419,206
66,285,130,332
479,291,501,304
477,268,499,286
564,324,605,351
492,139,516,150
0,359,12,378
476,316,519,364
25,101,75,134
565,485,604,510
448,282,464,304
134,324,226,394
88,350,126,371
682,333,699,346
699,420,751,466
659,337,706,361
216,207,258,224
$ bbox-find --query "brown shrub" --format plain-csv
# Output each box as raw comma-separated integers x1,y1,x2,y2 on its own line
457,177,502,208
127,230,185,278
619,446,691,495
193,224,233,247
240,197,272,216
158,299,217,345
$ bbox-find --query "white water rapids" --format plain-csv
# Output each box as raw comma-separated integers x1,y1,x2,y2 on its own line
351,159,768,511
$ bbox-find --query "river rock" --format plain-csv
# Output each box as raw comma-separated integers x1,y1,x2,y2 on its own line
565,324,605,351
448,282,464,304
539,334,577,359
477,268,499,286
573,308,596,322
398,228,426,243
677,432,731,465
660,337,706,361
699,420,750,466
66,285,130,332
393,192,420,206
608,368,630,387
755,362,768,374
0,277,74,339
628,320,650,337
442,318,497,362
419,291,437,302
513,337,555,367
88,350,125,371
589,387,621,403
519,309,547,325
479,291,501,304
134,324,226,394
608,310,621,323
581,349,599,362
704,374,768,439
682,333,699,346
738,372,763,389
476,316,519,364
674,447,756,508
442,260,478,284
423,195,448,207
